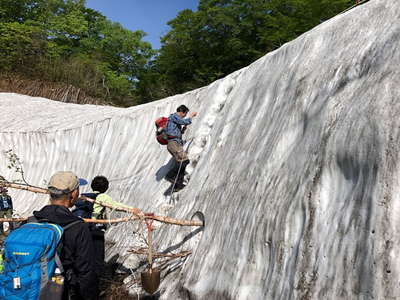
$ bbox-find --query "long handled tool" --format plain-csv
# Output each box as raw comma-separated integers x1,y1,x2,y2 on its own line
141,213,160,294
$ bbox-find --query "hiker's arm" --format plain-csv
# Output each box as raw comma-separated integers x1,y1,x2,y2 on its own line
74,225,98,298
97,193,131,209
170,114,192,125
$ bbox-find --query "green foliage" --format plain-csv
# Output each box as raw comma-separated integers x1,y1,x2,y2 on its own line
0,0,54,23
141,0,353,100
0,0,354,105
48,4,88,43
0,0,153,106
0,22,47,72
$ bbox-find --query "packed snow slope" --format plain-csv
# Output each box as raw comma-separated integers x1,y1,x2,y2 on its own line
1,0,400,299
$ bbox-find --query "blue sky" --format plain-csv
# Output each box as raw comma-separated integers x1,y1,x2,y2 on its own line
86,0,199,49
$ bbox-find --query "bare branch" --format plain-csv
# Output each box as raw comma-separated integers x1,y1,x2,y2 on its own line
0,181,204,227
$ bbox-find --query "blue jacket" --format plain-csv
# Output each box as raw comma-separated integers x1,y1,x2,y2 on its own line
165,113,192,144
72,192,97,219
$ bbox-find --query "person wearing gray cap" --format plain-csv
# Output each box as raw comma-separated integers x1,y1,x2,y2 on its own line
32,171,98,300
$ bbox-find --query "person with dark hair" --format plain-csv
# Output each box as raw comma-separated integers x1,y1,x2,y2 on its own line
91,176,129,219
77,176,130,280
33,171,98,300
177,104,190,113
0,187,13,236
91,175,109,192
164,105,197,188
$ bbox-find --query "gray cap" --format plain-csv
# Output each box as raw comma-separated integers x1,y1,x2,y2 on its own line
48,171,79,193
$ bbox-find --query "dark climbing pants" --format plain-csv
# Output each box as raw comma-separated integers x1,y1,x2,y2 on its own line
91,228,105,277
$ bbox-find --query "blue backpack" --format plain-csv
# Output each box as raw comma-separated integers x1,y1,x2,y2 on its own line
0,219,81,300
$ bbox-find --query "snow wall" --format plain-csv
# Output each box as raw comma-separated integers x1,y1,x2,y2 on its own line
1,0,400,299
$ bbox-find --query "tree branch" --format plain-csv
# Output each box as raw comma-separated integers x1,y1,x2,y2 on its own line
0,181,203,227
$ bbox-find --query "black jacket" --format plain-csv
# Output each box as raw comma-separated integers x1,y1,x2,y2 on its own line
33,205,98,299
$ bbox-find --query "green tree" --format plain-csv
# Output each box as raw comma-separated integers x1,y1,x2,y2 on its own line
0,22,47,72
0,0,58,23
0,0,155,106
148,0,353,99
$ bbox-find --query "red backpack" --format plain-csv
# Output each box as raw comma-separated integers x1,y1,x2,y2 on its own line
155,117,169,145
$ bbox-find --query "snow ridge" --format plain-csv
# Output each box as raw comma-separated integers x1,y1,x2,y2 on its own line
1,1,400,299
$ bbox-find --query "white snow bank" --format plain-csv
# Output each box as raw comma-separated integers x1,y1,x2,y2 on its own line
1,0,400,298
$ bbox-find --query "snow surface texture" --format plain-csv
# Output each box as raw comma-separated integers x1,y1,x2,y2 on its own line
1,0,400,298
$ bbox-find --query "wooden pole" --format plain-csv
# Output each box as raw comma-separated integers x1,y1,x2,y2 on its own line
129,249,192,259
0,217,135,224
0,218,27,223
0,181,203,227
1,182,48,194
148,226,153,271
80,196,143,216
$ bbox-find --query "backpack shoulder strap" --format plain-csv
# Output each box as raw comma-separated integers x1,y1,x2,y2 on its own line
62,220,83,231
54,220,83,273
28,217,82,230
54,252,64,273
27,216,37,223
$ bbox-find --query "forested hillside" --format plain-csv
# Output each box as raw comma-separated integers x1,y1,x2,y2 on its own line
0,0,353,106
0,0,153,106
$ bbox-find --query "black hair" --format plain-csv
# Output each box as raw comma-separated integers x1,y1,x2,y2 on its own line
91,176,109,193
177,105,189,113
